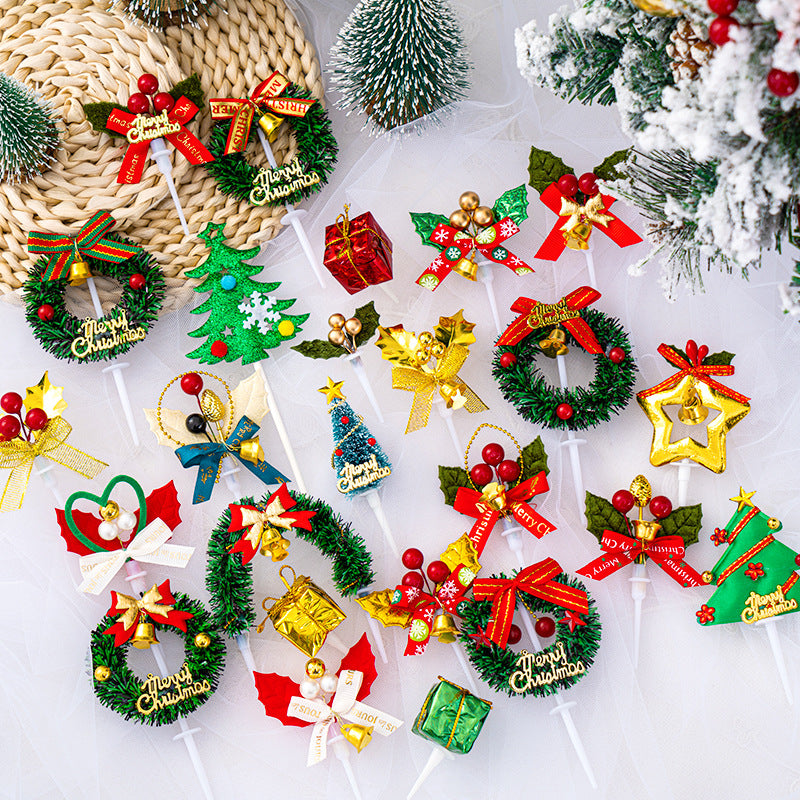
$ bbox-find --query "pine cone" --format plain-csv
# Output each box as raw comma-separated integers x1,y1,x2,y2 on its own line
666,18,714,83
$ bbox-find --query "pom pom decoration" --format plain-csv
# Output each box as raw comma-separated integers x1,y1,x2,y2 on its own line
328,0,471,133
0,72,59,184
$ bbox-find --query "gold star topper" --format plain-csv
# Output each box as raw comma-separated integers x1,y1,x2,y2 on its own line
730,487,756,512
318,377,346,403
636,341,750,473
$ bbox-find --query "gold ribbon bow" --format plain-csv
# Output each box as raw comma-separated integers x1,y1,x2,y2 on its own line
238,499,294,552
559,194,614,234
0,417,107,512
112,584,175,631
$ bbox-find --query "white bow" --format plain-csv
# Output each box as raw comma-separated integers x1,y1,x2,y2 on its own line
77,518,194,594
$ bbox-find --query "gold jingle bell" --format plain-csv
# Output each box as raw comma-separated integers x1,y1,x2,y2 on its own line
431,612,459,643
257,112,283,141
539,328,568,358
238,437,265,465
305,657,326,680
68,254,91,286
562,220,593,251
632,518,662,542
480,482,507,512
131,621,159,649
702,571,714,584
677,384,709,425
94,665,111,682
451,255,478,281
449,209,471,229
100,500,120,522
194,633,211,648
340,722,374,752
472,206,494,227
459,191,480,212
259,525,291,562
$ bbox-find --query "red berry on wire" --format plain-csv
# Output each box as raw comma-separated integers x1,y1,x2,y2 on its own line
0,392,22,414
578,172,599,196
152,92,175,113
402,548,424,570
534,616,556,638
708,16,738,45
24,408,48,431
426,560,450,583
608,347,626,364
556,403,574,420
470,463,494,487
497,459,521,483
401,571,424,590
507,624,522,645
482,442,504,466
0,415,21,440
649,495,673,519
37,304,55,321
137,73,159,95
767,68,799,97
708,0,738,13
128,273,146,290
180,373,204,396
127,93,150,114
557,174,579,197
499,352,517,368
612,489,636,514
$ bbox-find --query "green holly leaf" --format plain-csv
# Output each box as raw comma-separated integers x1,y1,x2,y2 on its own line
169,73,204,109
439,466,471,507
410,212,451,250
83,101,127,136
353,301,380,347
659,504,703,548
704,351,735,366
585,491,628,543
492,185,529,227
528,146,572,196
518,437,549,482
290,339,343,359
594,149,630,183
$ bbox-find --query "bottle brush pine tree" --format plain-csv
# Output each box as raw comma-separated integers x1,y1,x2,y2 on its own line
0,72,59,184
328,0,471,133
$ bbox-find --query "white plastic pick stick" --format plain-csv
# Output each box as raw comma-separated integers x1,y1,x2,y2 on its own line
476,260,501,335
123,561,215,799
451,641,479,695
253,362,307,493
407,747,454,799
757,618,793,705
363,489,398,557
234,632,258,673
33,457,64,506
500,516,526,570
326,631,349,655
583,238,598,288
629,561,650,669
433,397,462,459
356,587,388,665
676,459,698,507
344,352,384,423
517,604,597,788
149,138,190,237
331,735,364,800
556,354,586,504
256,128,326,287
221,463,243,499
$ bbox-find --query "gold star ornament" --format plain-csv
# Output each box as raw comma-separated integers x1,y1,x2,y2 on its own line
730,487,756,512
318,377,346,403
636,341,750,473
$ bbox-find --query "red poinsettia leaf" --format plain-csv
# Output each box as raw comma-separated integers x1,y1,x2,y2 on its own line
337,633,377,701
253,672,309,728
56,507,119,556
143,481,182,531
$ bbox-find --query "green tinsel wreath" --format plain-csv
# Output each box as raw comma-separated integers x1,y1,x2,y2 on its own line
90,592,226,726
205,84,338,207
492,307,637,431
460,573,601,699
22,238,165,363
206,491,375,636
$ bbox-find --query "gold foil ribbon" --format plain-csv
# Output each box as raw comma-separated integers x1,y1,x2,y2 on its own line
558,194,614,233
0,417,107,511
112,584,176,631
327,204,393,288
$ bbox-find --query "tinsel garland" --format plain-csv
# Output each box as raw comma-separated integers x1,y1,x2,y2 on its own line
90,592,226,726
22,236,165,362
460,573,601,699
492,308,636,431
206,491,375,636
205,84,338,207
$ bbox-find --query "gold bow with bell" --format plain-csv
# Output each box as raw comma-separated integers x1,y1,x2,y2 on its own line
559,194,614,251
0,417,107,512
111,584,175,632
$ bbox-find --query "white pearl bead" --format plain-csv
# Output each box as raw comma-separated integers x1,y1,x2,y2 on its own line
319,674,338,694
299,679,320,700
98,521,118,541
116,511,137,531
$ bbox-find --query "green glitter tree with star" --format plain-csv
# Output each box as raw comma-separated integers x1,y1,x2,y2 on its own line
186,223,308,365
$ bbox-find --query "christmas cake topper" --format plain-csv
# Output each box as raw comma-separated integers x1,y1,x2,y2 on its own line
411,187,531,332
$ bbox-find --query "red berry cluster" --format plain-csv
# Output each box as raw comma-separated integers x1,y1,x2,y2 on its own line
0,391,49,443
611,488,672,519
400,547,450,590
706,0,798,97
469,442,521,488
127,73,176,117
557,171,599,200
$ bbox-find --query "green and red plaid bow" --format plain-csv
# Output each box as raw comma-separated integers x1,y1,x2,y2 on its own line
27,212,141,281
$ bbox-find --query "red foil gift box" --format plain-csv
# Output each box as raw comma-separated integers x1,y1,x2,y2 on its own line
323,208,393,294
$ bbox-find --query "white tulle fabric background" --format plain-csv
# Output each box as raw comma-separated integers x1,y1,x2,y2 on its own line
3,0,800,798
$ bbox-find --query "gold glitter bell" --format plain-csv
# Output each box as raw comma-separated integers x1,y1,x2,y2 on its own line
539,328,568,358
258,112,283,141
562,220,593,251
677,384,709,425
259,525,291,562
451,255,478,281
430,612,458,643
340,722,374,752
238,437,265,465
131,621,159,649
68,254,91,286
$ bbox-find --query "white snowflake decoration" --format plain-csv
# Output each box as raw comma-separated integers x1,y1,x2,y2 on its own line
499,219,518,238
238,292,281,334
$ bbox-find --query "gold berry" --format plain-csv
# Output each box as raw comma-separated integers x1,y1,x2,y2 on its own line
448,209,470,229
472,206,494,227
94,665,111,682
328,313,346,330
768,517,780,530
194,633,211,648
344,317,362,336
701,571,714,585
328,329,346,346
459,191,480,211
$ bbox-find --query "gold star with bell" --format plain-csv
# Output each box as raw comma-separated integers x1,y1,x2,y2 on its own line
730,487,756,512
318,377,346,403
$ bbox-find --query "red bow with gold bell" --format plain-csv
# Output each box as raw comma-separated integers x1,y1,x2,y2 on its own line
472,559,588,649
496,286,603,351
577,530,706,587
209,71,315,155
103,579,193,647
106,97,214,184
534,183,641,260
453,472,555,556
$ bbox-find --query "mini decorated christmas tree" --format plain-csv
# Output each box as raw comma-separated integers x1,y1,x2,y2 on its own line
186,223,308,365
328,0,471,132
0,72,59,183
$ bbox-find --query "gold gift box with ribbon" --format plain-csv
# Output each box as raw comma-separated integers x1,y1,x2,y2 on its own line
257,565,346,657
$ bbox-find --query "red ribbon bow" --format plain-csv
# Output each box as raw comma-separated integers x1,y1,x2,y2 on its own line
391,565,474,655
577,529,706,587
472,558,588,649
496,286,603,351
534,183,642,261
636,340,750,405
415,217,533,290
453,472,555,556
209,72,315,155
106,96,214,184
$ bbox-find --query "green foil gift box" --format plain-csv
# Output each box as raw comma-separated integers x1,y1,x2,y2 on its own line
412,676,492,754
